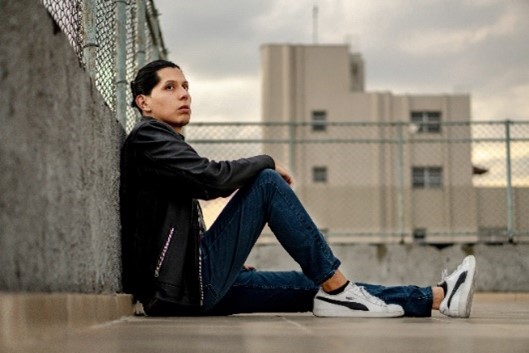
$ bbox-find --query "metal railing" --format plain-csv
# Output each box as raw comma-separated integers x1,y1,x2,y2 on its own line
41,0,166,131
185,120,529,244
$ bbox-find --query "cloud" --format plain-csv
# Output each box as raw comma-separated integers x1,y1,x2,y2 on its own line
154,0,529,123
252,2,311,41
156,0,273,77
399,11,518,56
474,83,529,121
186,75,260,122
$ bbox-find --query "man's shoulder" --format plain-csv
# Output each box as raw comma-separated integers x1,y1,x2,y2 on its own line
127,117,182,142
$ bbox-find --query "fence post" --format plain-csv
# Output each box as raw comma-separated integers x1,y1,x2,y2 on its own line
135,0,146,69
396,122,406,243
145,1,166,59
288,121,297,176
505,120,515,242
115,0,128,128
81,0,98,79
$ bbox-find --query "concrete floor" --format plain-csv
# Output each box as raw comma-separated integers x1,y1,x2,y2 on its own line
5,293,529,353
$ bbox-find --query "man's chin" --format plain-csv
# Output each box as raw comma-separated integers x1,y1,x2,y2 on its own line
169,117,190,131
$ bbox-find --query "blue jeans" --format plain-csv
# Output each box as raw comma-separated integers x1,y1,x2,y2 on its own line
200,170,433,317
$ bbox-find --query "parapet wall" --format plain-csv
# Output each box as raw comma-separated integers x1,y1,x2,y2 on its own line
248,242,529,292
0,0,124,293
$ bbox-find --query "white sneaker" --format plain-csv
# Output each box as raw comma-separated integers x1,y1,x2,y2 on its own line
313,283,404,318
439,255,477,318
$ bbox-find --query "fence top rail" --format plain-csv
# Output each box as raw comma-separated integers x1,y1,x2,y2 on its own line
187,137,529,144
188,120,529,127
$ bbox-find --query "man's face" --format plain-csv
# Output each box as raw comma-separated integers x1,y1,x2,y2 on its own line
141,67,192,132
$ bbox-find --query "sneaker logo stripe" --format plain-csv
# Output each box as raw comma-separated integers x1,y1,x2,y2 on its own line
315,296,369,311
447,271,467,308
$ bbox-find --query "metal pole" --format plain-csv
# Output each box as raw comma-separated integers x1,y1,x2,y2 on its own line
115,0,128,128
505,120,515,242
312,5,318,44
82,0,98,78
146,0,167,59
288,121,296,176
396,122,406,243
136,0,146,69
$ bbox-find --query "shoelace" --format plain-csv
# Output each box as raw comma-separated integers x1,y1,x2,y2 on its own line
352,285,387,306
441,259,466,284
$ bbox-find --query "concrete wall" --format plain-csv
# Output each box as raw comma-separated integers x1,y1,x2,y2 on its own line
0,1,124,293
248,243,529,292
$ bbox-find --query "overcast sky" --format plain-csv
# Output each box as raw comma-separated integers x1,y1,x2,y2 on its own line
155,0,529,123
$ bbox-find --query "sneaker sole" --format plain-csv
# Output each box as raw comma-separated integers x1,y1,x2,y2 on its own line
313,302,404,318
446,255,477,318
460,255,477,318
313,312,404,318
313,309,404,318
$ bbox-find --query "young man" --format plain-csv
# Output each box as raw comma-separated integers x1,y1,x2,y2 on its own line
120,60,477,318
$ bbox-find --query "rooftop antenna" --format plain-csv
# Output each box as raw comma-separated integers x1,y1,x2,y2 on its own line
312,4,319,44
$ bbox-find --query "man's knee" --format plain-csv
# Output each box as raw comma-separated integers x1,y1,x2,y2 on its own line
256,168,283,183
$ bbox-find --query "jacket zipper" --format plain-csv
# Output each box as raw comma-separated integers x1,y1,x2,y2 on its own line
154,227,174,278
198,246,204,306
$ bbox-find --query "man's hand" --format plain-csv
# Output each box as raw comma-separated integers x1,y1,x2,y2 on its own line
275,163,294,186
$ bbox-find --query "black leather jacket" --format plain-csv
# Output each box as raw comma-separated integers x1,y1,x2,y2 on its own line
120,117,274,309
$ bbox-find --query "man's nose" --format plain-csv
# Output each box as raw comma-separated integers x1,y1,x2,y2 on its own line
178,87,189,100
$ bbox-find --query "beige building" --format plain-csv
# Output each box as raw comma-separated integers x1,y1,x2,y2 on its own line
260,44,528,243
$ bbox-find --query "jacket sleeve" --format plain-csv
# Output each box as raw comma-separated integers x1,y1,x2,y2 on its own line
131,119,275,199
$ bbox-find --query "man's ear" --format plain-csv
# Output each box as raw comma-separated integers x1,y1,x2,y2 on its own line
135,95,151,112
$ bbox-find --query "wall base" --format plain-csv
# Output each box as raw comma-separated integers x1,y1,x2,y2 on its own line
0,293,134,350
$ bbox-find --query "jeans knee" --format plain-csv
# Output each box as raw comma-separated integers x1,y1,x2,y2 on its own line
256,168,282,183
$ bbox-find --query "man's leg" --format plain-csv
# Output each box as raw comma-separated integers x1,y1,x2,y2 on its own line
201,169,404,317
203,269,319,315
200,169,341,310
203,269,435,317
361,254,477,318
358,283,433,317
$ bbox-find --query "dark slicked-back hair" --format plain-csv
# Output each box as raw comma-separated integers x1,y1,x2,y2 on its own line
130,59,180,111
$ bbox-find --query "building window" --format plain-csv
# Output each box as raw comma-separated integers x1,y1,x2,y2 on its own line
312,110,327,132
313,166,328,183
412,167,442,188
411,111,441,133
413,228,427,243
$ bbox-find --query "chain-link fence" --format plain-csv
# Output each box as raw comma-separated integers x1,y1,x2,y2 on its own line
37,1,529,244
186,120,529,245
41,0,166,131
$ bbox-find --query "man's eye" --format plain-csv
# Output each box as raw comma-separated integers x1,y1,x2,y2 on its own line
165,85,174,90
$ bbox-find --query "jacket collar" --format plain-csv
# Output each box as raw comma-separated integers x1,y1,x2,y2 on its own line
141,116,185,139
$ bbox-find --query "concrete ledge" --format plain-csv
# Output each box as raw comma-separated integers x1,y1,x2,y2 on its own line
247,242,529,291
0,293,134,349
